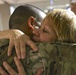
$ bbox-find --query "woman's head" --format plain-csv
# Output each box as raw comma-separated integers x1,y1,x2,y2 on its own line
33,16,57,42
46,9,76,42
33,9,76,43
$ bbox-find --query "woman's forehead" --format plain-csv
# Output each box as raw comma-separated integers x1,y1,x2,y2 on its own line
41,18,48,25
41,18,50,28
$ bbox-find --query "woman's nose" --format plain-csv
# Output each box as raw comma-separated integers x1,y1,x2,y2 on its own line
33,29,40,37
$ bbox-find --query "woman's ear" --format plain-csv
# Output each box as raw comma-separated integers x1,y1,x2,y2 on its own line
28,16,35,30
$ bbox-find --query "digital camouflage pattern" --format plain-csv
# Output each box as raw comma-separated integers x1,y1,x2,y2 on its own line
0,39,76,75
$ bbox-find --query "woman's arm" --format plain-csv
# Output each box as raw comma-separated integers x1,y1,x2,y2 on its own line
0,29,38,59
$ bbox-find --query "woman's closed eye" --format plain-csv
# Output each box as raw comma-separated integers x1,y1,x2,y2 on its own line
43,29,48,33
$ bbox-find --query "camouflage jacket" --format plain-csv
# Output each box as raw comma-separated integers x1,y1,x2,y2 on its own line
0,39,76,75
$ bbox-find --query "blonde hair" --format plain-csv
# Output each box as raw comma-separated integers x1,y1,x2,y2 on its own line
45,9,76,43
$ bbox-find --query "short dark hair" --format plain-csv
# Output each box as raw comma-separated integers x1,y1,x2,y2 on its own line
9,4,46,29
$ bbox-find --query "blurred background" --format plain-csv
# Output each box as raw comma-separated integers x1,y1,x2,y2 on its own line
0,0,73,30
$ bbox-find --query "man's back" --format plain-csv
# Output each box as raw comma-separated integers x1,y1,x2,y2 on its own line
0,40,76,75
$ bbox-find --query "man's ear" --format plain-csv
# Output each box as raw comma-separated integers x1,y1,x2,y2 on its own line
28,16,35,30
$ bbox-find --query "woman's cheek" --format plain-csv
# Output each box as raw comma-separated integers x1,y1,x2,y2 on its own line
40,35,50,42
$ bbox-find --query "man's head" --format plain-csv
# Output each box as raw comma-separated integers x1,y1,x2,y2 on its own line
9,4,46,38
70,0,76,14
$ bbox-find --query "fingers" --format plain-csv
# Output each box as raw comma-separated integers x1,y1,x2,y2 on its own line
8,34,38,60
0,57,26,75
8,40,21,59
35,68,44,75
8,39,26,59
0,67,8,75
19,40,26,59
14,41,21,59
14,57,26,74
8,41,14,56
2,61,17,75
27,40,38,51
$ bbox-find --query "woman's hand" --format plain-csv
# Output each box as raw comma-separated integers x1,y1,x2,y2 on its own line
8,29,38,59
0,29,38,59
0,57,43,75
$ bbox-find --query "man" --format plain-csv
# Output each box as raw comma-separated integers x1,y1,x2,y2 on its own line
70,0,76,14
9,4,46,37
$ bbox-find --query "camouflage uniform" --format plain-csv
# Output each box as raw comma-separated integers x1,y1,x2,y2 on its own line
0,39,76,75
